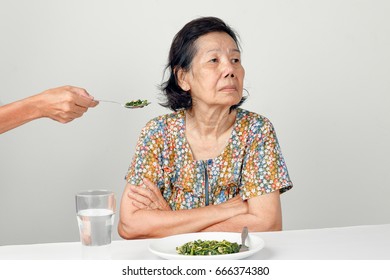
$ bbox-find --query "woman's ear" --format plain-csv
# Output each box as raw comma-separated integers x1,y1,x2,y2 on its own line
176,68,190,92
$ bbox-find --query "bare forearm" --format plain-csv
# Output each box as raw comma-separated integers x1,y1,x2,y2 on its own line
202,192,283,232
0,96,41,134
118,203,244,239
1,86,97,134
201,212,282,233
118,188,282,239
118,182,248,239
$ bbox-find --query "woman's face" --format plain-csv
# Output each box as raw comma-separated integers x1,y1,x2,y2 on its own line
180,32,245,110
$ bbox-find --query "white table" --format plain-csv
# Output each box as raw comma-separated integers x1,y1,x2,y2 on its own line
0,224,389,260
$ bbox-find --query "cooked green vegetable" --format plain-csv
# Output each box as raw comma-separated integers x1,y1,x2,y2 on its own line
176,239,241,256
125,99,148,107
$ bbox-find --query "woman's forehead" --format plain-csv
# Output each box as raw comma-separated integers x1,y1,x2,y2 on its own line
194,32,239,53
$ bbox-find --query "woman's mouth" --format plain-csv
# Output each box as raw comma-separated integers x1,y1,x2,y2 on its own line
219,85,237,92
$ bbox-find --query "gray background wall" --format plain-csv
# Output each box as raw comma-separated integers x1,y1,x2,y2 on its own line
1,0,389,245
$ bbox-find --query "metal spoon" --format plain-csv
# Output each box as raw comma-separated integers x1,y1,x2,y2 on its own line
96,99,151,109
239,226,249,252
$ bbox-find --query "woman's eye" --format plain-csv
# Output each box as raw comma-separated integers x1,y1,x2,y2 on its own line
232,58,240,63
209,58,218,63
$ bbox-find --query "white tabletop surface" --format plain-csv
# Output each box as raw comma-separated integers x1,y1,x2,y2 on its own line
0,224,389,260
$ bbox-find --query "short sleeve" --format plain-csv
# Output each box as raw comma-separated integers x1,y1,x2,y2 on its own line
125,118,164,186
240,117,292,200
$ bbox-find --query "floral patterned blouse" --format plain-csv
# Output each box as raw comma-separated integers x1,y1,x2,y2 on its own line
125,108,292,210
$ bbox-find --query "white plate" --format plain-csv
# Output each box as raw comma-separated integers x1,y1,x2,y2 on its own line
148,232,265,260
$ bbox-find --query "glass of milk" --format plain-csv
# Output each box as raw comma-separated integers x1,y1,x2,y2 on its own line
75,190,116,246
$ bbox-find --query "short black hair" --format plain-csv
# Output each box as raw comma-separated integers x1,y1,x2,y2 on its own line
159,16,245,111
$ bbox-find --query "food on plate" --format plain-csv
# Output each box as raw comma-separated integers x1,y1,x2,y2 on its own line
176,239,241,255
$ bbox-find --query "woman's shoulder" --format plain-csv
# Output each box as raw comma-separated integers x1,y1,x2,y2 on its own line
144,110,184,132
149,110,183,124
235,108,277,144
236,108,273,131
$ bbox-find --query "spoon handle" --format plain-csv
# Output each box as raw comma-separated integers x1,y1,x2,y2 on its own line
95,99,122,105
241,226,248,244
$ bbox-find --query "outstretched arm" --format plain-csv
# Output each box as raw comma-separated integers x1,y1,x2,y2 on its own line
0,85,98,134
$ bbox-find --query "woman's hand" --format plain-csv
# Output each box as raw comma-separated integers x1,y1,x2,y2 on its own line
36,85,99,123
0,85,99,134
127,178,171,211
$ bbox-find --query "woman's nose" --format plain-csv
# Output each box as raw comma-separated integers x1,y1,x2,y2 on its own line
222,61,235,78
224,73,235,78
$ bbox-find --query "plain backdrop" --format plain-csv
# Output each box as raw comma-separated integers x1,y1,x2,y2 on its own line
0,0,389,245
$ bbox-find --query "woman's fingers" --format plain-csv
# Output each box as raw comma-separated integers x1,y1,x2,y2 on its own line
142,179,161,197
142,178,171,211
128,185,154,207
130,194,157,210
127,179,171,211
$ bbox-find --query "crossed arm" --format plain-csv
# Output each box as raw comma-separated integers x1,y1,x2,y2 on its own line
118,178,282,239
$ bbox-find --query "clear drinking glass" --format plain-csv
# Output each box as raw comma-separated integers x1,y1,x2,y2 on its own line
75,190,116,246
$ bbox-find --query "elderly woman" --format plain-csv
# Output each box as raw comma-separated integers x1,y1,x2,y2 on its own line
118,17,292,239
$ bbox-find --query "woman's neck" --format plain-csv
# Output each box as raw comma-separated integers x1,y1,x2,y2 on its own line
184,107,237,161
185,107,236,139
